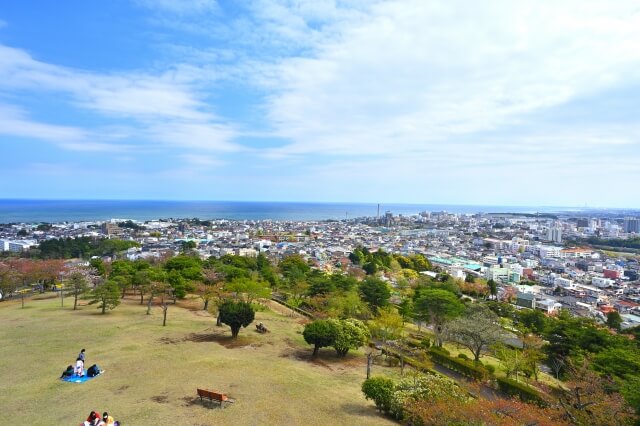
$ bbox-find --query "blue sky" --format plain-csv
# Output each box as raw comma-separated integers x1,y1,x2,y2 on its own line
0,0,639,207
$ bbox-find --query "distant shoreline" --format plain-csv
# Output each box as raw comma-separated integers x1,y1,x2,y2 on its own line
0,199,636,224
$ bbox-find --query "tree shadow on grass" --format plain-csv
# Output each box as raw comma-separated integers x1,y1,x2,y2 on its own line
341,402,388,420
159,330,261,349
280,347,363,371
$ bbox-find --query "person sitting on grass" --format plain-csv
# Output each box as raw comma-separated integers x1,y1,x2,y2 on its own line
60,364,74,378
84,411,101,425
102,412,115,425
75,357,85,376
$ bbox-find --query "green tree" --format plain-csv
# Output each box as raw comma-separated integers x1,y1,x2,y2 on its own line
89,258,106,276
329,318,370,357
146,279,170,315
359,277,390,309
88,280,120,314
516,309,548,334
331,273,358,292
225,277,271,302
362,261,378,275
445,304,504,361
218,299,255,338
65,271,90,310
371,307,404,346
303,320,336,357
307,272,336,296
414,289,464,346
487,279,498,298
606,311,623,331
181,240,197,253
397,298,414,324
279,254,310,280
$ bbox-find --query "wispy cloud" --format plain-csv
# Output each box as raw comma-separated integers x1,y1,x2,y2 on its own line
0,43,239,154
133,0,219,15
256,0,640,160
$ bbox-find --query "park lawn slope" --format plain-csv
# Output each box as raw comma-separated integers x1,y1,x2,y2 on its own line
0,297,394,426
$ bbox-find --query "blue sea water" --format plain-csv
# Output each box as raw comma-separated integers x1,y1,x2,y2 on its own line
0,199,574,223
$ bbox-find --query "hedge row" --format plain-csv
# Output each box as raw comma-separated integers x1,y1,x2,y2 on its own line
428,348,489,381
496,377,546,406
270,297,316,319
379,346,439,376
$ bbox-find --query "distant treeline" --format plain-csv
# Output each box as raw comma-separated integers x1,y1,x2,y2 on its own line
33,237,140,259
488,213,558,219
574,236,640,250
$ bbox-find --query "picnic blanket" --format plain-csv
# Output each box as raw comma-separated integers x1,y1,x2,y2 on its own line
60,369,104,383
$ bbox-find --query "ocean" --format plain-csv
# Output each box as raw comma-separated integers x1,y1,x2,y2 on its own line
0,199,576,223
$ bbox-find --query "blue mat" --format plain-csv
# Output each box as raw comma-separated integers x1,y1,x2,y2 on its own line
60,369,103,383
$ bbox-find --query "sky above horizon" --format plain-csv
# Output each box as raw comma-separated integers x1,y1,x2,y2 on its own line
0,1,639,207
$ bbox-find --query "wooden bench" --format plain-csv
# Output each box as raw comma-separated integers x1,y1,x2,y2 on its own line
197,388,233,407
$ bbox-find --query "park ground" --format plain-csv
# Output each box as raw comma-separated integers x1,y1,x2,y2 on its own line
0,295,396,426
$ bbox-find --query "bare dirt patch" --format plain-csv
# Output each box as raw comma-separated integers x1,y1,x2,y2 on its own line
116,385,130,394
151,395,169,404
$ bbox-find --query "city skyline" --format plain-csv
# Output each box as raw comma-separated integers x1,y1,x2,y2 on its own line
1,1,639,207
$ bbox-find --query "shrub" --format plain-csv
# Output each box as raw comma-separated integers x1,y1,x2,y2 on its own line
218,300,255,338
428,348,488,381
362,377,395,413
457,353,469,360
303,320,336,357
496,377,546,405
485,364,496,375
363,373,467,420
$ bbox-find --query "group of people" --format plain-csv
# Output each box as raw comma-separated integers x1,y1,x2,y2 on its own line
81,411,119,426
60,349,87,379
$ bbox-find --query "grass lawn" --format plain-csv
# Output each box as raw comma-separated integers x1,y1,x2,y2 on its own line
0,296,395,426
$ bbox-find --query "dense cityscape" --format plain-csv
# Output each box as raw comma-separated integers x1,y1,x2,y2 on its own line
3,210,640,330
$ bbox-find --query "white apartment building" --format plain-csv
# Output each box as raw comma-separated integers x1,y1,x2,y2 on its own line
592,277,615,288
555,277,573,288
539,245,562,259
547,227,562,243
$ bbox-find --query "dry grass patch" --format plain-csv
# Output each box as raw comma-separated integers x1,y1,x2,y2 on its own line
0,296,395,426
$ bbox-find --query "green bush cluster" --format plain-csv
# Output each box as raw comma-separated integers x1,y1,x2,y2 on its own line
428,348,488,381
496,377,546,405
362,374,467,420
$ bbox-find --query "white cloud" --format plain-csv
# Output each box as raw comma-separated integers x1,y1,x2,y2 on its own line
255,0,640,163
0,103,132,152
0,44,239,153
133,0,219,15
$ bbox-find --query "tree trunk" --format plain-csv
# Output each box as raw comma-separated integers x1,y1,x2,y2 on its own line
203,299,209,311
140,290,144,305
121,287,126,299
162,305,168,326
101,298,106,314
313,345,319,357
21,293,25,309
216,311,222,326
147,296,153,315
74,291,78,310
61,288,64,307
231,325,240,338
473,348,481,362
366,353,373,379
